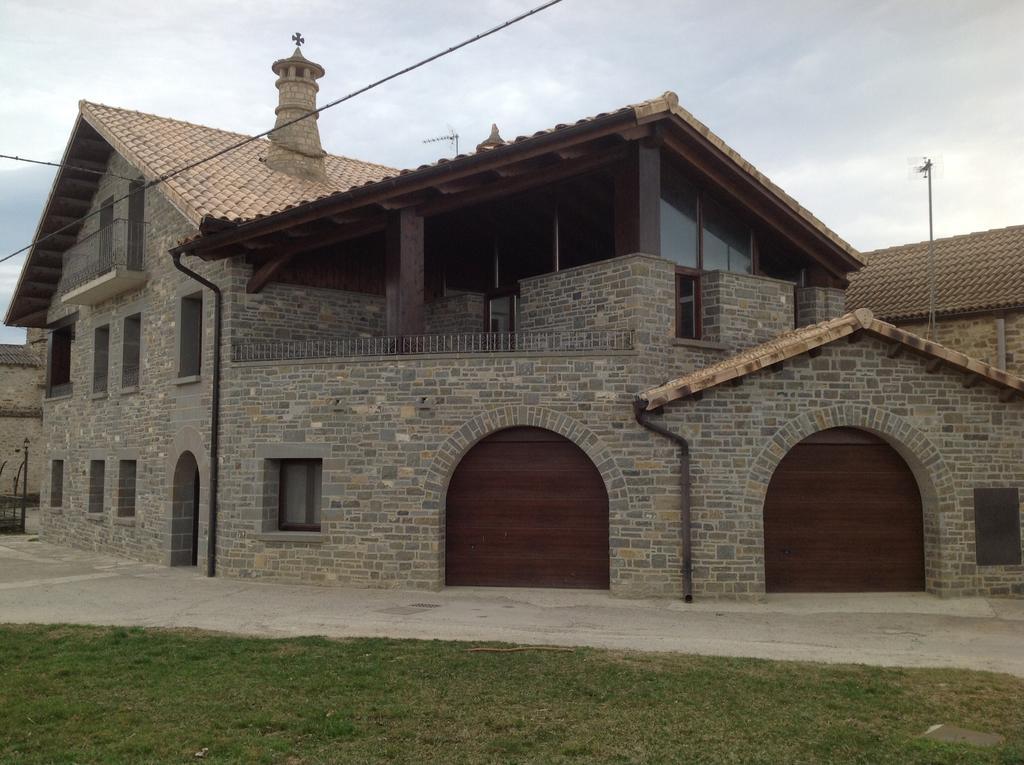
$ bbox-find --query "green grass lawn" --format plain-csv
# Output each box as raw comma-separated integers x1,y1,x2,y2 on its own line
0,625,1021,764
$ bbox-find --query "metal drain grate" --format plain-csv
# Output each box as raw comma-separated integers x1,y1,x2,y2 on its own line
408,603,442,609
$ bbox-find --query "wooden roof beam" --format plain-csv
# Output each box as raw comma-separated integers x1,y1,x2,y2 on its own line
242,218,387,289
417,147,627,218
176,110,640,257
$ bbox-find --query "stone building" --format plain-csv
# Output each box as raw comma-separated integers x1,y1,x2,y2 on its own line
848,225,1024,376
5,43,1022,599
0,333,44,495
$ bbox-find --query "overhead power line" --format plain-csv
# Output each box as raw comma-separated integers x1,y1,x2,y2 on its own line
0,153,138,181
0,0,565,267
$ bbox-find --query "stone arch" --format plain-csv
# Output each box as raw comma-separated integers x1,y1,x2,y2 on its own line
425,406,630,585
747,403,956,593
170,450,200,566
166,426,209,567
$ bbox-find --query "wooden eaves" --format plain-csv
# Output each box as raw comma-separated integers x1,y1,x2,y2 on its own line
170,92,863,291
4,117,114,327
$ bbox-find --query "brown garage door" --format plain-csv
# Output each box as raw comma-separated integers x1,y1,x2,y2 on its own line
445,427,609,589
764,428,924,593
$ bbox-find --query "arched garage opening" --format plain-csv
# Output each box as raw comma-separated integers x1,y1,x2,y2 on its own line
445,427,610,589
763,427,925,593
170,451,201,567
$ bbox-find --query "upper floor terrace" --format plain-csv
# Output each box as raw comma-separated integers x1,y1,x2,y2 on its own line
201,93,859,366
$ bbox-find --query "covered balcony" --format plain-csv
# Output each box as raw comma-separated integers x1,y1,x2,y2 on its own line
59,219,148,306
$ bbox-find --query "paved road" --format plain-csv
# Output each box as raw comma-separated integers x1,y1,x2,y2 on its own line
1,534,1022,676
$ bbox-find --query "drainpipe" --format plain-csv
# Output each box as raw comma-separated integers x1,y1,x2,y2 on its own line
171,252,221,578
633,397,693,602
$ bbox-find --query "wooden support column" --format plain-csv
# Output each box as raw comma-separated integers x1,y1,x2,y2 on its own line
613,141,661,257
385,207,425,336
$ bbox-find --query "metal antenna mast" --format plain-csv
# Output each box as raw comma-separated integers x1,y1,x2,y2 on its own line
911,156,938,338
423,127,460,157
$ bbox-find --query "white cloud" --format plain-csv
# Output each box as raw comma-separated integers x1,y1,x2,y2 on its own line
1,0,1021,335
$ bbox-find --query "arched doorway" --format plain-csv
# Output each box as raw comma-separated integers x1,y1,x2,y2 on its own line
763,427,924,592
171,451,200,567
445,427,610,589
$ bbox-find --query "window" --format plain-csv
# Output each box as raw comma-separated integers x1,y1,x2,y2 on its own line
702,196,752,274
117,460,137,518
93,325,110,394
88,460,105,514
122,313,141,388
974,488,1022,566
50,461,64,508
126,181,145,270
676,275,700,340
487,292,516,332
278,460,322,531
179,293,203,377
47,323,74,397
660,163,699,269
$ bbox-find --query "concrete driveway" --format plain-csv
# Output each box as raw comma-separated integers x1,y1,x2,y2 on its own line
2,533,1023,677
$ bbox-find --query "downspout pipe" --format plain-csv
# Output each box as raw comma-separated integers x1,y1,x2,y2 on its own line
633,397,693,603
171,252,221,578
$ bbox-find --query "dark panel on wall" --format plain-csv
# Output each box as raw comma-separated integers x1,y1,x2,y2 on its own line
974,488,1022,566
275,231,385,294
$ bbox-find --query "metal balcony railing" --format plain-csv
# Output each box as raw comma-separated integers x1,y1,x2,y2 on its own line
58,219,147,295
232,330,635,363
121,364,140,389
47,382,73,399
93,367,108,395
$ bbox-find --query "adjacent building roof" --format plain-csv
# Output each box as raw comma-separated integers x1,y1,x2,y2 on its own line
638,308,1024,410
0,344,41,367
81,101,397,226
847,224,1024,321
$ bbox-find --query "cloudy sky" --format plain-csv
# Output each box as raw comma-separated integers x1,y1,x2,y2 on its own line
1,0,1021,343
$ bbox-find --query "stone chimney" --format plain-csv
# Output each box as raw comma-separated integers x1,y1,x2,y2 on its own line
265,43,328,182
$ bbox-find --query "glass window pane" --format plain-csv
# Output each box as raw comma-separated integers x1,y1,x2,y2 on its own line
489,296,512,332
282,462,309,525
702,197,751,274
677,277,697,339
660,165,698,268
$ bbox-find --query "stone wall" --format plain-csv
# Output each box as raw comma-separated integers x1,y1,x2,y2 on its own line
661,333,1024,599
796,286,846,326
518,254,676,344
231,281,385,345
901,310,1024,377
38,150,219,566
702,270,795,350
0,360,43,494
425,293,485,335
217,351,684,597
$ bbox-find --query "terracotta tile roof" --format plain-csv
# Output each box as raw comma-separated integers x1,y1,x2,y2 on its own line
170,91,859,264
638,308,1024,410
0,344,41,367
847,224,1024,321
80,101,397,226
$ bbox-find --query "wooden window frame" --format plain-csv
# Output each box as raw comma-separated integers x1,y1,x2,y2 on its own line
277,459,322,532
178,293,203,377
675,269,701,340
484,287,518,333
117,459,138,518
50,460,64,508
88,459,105,514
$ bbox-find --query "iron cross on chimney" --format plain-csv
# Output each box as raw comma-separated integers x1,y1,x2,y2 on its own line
292,32,305,47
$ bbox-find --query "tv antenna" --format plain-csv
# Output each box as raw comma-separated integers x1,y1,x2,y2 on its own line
423,126,460,157
908,155,943,339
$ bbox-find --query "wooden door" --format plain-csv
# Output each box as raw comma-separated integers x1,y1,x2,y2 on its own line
445,427,609,589
763,428,924,593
